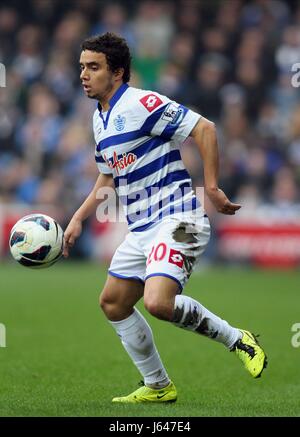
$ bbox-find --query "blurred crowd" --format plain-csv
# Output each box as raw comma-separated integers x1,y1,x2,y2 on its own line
0,0,300,255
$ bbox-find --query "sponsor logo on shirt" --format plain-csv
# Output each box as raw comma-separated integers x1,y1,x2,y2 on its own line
140,94,163,112
103,151,137,175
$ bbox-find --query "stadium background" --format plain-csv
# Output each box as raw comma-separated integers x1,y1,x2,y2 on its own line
0,0,300,418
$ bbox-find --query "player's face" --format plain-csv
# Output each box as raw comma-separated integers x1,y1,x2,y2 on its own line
79,50,115,101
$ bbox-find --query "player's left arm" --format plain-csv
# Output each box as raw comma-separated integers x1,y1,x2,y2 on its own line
190,117,241,215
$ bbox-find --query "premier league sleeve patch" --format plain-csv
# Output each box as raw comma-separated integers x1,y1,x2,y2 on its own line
161,103,184,125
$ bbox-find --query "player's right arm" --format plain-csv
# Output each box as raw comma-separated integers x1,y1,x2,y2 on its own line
63,173,114,257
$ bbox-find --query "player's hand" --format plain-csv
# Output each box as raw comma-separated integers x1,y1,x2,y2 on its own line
63,217,82,257
206,188,241,215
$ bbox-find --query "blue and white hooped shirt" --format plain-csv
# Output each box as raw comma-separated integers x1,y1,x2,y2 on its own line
93,83,204,232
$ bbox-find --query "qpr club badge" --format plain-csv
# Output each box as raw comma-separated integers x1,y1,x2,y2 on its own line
114,114,126,131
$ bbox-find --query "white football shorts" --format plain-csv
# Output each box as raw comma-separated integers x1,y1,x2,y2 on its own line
108,213,211,291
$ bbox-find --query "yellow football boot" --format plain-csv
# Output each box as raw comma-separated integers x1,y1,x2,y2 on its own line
232,330,268,378
112,381,177,403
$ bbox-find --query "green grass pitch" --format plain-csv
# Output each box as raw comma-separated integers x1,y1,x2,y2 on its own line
0,261,299,417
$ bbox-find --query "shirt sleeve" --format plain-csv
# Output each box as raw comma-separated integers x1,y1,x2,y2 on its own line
151,102,201,142
137,92,201,142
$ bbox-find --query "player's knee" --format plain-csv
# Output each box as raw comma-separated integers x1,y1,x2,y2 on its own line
99,291,133,321
99,292,107,310
144,297,172,321
99,292,117,317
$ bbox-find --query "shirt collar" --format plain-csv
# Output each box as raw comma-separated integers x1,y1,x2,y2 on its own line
97,83,129,113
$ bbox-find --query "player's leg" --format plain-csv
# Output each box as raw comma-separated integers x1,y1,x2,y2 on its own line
144,215,267,378
100,275,176,402
144,275,267,378
100,277,169,385
144,216,240,347
144,275,241,349
100,274,143,321
100,233,176,402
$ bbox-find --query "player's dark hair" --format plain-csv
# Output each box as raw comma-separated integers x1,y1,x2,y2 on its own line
81,32,131,83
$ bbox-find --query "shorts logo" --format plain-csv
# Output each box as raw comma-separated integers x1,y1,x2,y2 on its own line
114,114,126,131
140,94,163,112
169,249,184,268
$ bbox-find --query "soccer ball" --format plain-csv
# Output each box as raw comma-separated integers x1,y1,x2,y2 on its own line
9,213,64,268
